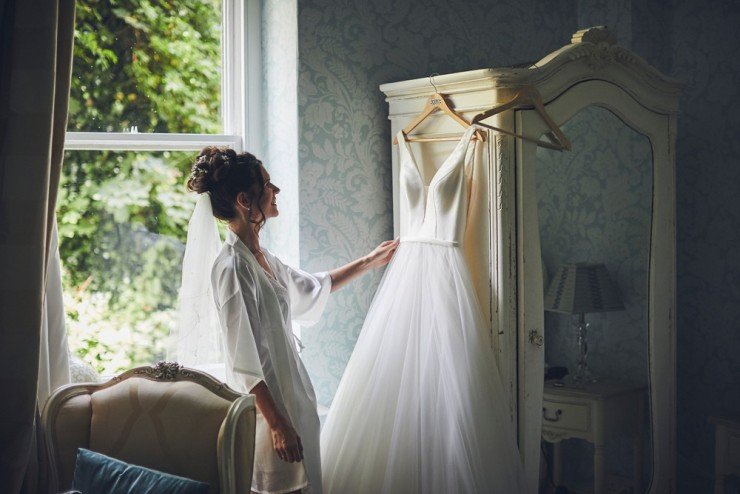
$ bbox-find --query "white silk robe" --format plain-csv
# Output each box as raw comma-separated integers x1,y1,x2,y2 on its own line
211,231,331,494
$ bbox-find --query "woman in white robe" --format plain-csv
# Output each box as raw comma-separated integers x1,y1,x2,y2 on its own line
187,147,398,494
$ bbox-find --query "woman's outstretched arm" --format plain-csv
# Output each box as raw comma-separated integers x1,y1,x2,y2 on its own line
328,239,399,292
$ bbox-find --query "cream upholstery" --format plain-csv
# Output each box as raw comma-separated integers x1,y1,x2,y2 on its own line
41,362,256,494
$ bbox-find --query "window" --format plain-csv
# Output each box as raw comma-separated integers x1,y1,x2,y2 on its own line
61,0,260,375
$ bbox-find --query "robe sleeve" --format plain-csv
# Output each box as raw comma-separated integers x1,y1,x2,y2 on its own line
212,254,265,391
282,263,332,326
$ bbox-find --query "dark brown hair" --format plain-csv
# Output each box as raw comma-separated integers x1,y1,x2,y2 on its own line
187,147,267,226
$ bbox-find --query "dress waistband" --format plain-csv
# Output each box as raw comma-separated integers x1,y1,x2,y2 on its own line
400,236,459,247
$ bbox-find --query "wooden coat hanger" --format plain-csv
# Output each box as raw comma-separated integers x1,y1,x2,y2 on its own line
471,86,572,151
393,76,486,144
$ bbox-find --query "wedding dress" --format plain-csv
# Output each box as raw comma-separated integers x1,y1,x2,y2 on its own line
321,125,524,493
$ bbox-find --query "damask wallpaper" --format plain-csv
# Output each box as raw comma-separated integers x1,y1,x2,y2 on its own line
288,0,740,491
670,1,740,491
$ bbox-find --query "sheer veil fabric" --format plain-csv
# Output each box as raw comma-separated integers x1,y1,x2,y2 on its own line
173,193,225,378
321,126,525,493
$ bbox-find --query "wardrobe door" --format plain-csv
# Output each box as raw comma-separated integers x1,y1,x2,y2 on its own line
517,79,677,493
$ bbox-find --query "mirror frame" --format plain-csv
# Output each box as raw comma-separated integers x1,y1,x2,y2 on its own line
517,79,677,491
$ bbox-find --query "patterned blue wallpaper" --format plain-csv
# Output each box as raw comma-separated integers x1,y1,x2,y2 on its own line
670,1,740,491
291,0,740,490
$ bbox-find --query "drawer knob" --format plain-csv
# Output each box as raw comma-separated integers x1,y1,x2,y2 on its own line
543,407,562,422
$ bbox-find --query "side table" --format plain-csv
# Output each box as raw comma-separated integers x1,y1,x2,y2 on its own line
542,380,647,494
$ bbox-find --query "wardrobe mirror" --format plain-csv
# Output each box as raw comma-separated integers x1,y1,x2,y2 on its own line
535,105,653,492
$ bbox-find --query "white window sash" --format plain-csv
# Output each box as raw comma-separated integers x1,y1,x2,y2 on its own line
64,0,260,154
64,132,241,151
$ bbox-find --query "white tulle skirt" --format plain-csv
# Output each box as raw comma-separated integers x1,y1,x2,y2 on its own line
320,241,525,494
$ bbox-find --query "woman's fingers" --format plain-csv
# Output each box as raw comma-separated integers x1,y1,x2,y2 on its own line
277,446,291,462
276,441,303,463
289,435,303,462
282,446,301,463
375,238,399,266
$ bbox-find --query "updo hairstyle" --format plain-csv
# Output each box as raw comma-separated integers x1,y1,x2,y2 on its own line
187,147,267,224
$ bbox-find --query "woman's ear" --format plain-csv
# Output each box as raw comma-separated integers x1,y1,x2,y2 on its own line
235,191,251,212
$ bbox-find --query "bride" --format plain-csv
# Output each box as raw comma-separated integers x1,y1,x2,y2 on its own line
177,147,398,494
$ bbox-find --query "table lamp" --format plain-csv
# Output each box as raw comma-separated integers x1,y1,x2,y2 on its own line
544,263,624,382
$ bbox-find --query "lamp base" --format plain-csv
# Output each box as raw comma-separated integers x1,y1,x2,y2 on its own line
571,364,597,383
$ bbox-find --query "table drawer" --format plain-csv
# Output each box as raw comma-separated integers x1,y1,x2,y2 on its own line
542,398,591,433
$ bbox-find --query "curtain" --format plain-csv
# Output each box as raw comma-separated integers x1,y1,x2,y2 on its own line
38,223,71,408
0,0,76,492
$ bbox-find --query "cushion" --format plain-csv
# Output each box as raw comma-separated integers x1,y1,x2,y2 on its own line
72,448,210,494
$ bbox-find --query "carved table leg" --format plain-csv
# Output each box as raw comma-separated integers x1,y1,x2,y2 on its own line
635,393,645,493
634,433,643,493
594,443,605,494
714,423,727,494
715,475,726,494
553,441,563,487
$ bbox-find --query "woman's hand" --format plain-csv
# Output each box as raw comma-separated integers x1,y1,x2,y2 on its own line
363,239,400,269
270,417,304,463
250,381,304,463
329,239,400,292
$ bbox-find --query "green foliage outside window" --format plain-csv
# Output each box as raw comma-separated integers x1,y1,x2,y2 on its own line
60,0,222,375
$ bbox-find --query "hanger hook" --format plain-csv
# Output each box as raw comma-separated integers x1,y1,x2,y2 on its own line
429,73,439,94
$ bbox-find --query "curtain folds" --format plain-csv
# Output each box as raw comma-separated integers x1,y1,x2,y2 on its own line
38,222,71,408
0,1,76,492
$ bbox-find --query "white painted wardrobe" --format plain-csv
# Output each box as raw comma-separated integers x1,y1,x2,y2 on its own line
380,27,681,493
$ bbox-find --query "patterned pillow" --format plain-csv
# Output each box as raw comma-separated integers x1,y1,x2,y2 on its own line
72,448,210,494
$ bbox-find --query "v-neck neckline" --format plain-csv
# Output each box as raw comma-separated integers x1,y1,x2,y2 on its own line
253,250,279,284
398,125,476,189
228,231,280,283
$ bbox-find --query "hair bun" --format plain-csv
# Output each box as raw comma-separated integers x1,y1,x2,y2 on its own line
186,146,264,222
187,147,236,194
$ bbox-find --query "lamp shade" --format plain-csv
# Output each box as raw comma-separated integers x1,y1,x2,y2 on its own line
544,263,624,314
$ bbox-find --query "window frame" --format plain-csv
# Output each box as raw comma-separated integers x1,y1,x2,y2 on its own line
60,1,263,375
64,0,261,154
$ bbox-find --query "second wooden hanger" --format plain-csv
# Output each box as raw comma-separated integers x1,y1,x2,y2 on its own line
393,92,486,144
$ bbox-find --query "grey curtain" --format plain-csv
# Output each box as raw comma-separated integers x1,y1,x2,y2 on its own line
0,0,76,492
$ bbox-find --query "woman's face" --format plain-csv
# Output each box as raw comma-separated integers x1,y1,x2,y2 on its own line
255,165,280,219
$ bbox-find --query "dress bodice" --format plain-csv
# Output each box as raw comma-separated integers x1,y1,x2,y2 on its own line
398,125,477,246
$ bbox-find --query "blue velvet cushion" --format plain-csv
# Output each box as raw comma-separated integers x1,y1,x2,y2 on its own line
72,448,210,494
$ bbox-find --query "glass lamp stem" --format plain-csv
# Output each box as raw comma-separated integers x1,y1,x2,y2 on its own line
574,312,595,382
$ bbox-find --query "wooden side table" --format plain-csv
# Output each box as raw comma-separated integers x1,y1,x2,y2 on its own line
542,380,647,494
709,415,740,494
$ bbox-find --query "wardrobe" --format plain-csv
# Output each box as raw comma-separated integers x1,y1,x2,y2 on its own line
380,26,681,493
